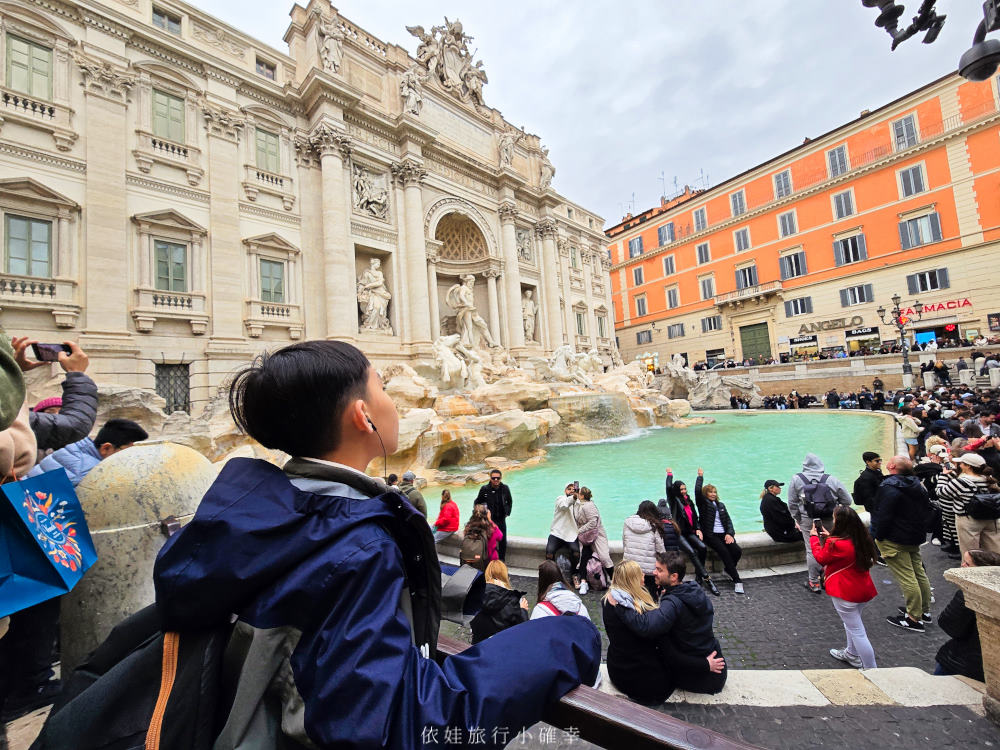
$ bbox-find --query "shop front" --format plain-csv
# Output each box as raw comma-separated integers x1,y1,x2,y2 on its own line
845,326,881,355
788,334,819,360
912,318,961,347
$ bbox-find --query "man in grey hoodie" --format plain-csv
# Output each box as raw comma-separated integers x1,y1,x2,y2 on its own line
788,453,853,592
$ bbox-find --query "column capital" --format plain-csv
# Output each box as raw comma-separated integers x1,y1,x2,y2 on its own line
75,53,134,104
498,202,518,224
484,267,502,279
309,123,352,159
202,101,245,141
391,158,427,186
534,218,557,239
557,237,571,256
426,248,440,264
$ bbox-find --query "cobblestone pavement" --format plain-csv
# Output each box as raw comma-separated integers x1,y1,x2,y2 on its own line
439,543,1000,749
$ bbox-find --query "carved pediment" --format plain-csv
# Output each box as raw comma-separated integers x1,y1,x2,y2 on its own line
243,232,299,255
0,178,79,210
132,209,207,235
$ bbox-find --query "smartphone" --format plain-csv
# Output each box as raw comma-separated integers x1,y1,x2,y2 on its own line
573,480,580,492
813,519,824,532
31,343,71,362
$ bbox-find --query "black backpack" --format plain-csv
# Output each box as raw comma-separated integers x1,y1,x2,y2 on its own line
965,492,1000,521
798,473,837,518
460,533,488,571
31,605,234,750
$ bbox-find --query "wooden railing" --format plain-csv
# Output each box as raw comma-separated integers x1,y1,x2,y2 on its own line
436,636,760,750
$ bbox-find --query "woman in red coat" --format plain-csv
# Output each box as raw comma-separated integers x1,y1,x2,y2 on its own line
810,505,879,669
433,489,460,543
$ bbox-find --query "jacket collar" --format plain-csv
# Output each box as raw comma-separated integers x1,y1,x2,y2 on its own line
284,457,388,497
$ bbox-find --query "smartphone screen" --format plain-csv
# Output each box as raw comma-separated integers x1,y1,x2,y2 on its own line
31,343,70,362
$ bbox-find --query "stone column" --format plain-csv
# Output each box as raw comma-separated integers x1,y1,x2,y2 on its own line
426,252,440,338
392,159,431,345
310,124,356,340
485,268,501,345
944,566,1000,725
536,219,562,350
498,204,525,349
558,238,574,345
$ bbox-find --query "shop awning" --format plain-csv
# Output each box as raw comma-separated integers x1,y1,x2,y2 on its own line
846,326,878,338
790,335,818,345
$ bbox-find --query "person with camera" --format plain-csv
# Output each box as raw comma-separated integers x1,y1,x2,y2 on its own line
546,482,581,586
809,506,879,669
476,469,513,560
573,486,612,595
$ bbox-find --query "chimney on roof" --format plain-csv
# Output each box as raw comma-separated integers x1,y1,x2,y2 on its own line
860,109,871,117
660,195,667,207
624,212,632,221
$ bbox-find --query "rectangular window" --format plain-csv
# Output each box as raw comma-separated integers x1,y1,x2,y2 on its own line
693,207,707,232
666,287,679,309
783,297,813,317
730,191,746,217
779,251,807,280
701,315,723,332
567,208,574,220
635,296,647,316
700,277,715,300
575,311,586,336
154,239,187,292
840,283,874,307
5,215,51,277
778,211,797,237
6,35,53,99
152,89,185,143
662,255,675,275
898,212,943,249
774,170,792,199
152,7,182,35
734,227,750,252
907,268,950,294
658,222,675,246
833,190,854,219
597,315,608,339
571,247,579,269
667,323,685,339
256,128,280,173
735,265,758,290
636,329,652,345
633,266,644,286
256,58,276,80
260,258,285,302
833,234,868,266
628,236,644,258
899,164,925,198
828,145,849,177
696,242,710,264
155,363,190,414
893,114,918,150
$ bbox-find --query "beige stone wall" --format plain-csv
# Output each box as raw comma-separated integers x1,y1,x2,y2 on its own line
0,0,611,413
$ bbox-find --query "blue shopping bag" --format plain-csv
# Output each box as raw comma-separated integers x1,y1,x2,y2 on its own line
0,468,97,618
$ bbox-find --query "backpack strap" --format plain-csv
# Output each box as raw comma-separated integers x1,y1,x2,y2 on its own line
145,632,181,750
539,600,562,616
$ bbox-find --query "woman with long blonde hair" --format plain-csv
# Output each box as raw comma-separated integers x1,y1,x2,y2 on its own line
471,559,529,644
600,561,671,705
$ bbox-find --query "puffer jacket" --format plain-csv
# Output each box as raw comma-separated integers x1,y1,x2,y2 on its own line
29,372,98,452
27,436,101,485
530,583,591,620
622,515,666,574
573,499,613,568
871,474,932,545
471,583,529,644
935,589,983,681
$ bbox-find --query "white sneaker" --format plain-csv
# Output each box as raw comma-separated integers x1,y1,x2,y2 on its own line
829,647,863,668
931,538,942,546
578,581,589,595
734,583,745,595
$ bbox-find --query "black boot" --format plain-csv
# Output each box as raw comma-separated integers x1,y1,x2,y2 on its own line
703,577,720,596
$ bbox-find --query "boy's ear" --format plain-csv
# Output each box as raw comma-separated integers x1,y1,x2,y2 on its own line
347,398,371,433
98,442,115,458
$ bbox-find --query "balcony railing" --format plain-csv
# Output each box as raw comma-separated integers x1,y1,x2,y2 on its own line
133,131,203,185
714,279,782,305
244,299,303,339
242,165,295,209
0,85,76,150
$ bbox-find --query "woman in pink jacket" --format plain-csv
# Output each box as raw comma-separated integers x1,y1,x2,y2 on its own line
810,505,879,669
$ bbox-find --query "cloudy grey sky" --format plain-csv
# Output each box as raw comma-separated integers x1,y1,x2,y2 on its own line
199,1,983,227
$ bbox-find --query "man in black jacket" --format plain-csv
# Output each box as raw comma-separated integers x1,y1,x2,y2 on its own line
852,451,884,513
475,469,512,560
872,456,933,633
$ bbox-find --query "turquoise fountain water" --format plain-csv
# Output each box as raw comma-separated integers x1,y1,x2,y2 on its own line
434,411,894,537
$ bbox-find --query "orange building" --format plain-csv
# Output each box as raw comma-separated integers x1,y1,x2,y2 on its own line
606,72,1000,368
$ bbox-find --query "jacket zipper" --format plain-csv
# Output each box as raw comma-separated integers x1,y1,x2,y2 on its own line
145,631,181,750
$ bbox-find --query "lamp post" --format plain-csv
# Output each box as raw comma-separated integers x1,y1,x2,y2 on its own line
876,293,924,388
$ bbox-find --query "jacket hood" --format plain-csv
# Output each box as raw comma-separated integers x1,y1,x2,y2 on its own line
481,582,523,612
544,585,584,615
154,458,414,630
882,473,924,491
801,453,826,480
623,514,654,534
667,580,713,617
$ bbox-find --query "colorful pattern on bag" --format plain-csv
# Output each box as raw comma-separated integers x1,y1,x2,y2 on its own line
23,488,84,571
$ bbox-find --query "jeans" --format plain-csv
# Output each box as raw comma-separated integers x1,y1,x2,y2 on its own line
545,535,579,570
494,518,508,561
433,530,454,544
877,540,931,620
830,597,876,669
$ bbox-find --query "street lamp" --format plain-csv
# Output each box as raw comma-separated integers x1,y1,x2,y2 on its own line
876,293,924,387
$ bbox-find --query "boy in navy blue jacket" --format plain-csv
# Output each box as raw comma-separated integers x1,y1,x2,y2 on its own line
153,340,599,749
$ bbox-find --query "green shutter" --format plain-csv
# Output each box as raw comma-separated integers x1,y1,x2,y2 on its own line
152,90,185,142
7,36,51,98
256,129,280,173
5,215,50,276
30,43,51,99
260,259,284,303
154,240,187,291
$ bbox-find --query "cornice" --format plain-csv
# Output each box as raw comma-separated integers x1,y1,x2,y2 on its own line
238,201,301,226
126,173,210,203
0,141,86,172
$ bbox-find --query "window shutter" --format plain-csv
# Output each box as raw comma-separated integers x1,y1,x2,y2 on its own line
779,256,789,281
798,251,808,275
857,233,868,260
937,267,950,290
898,221,912,250
929,212,942,242
862,284,873,303
901,169,912,196
7,37,31,93
804,297,813,314
906,274,919,295
735,270,745,290
833,240,845,267
749,266,758,286
701,318,708,333
839,289,850,308
784,300,792,317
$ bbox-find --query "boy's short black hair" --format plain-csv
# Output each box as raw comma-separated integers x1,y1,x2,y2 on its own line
228,340,371,457
655,551,686,579
387,473,398,485
94,419,148,448
862,451,880,462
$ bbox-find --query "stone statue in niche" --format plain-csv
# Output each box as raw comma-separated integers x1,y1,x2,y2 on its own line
539,146,555,189
516,228,533,262
356,258,393,334
497,130,522,168
352,165,390,219
446,273,496,349
521,289,538,343
400,66,426,116
318,16,344,74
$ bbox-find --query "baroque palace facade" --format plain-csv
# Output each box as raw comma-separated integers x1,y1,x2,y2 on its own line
0,0,611,412
608,72,1000,368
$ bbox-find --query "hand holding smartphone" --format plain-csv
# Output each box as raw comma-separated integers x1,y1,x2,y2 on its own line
31,343,71,362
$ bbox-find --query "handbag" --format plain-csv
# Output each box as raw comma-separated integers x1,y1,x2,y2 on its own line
964,492,1000,521
578,526,599,545
0,469,98,618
